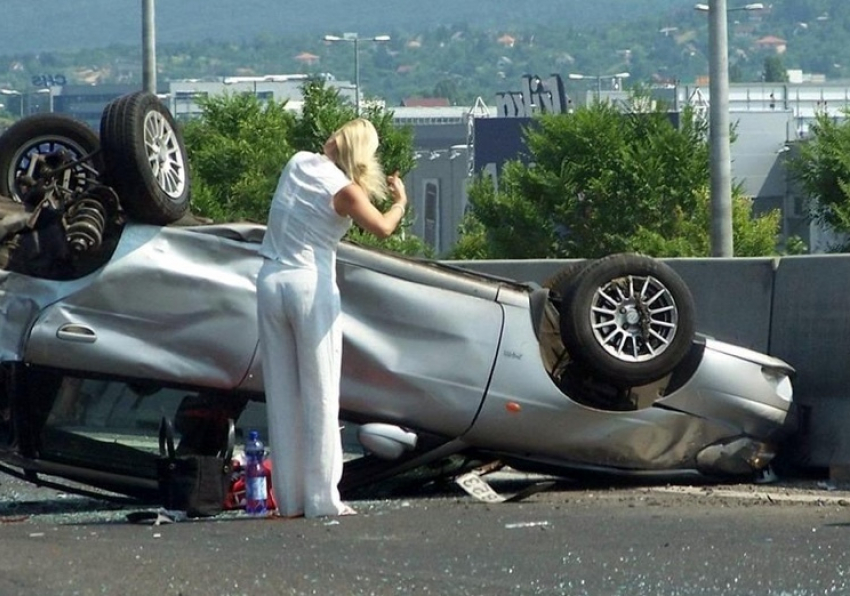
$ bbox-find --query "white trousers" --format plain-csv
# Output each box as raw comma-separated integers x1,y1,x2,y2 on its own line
256,259,345,517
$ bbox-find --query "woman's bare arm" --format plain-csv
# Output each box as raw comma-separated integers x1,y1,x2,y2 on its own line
333,173,408,239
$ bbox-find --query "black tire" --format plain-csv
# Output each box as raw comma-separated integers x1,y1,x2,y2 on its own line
99,91,190,225
558,253,696,387
0,114,102,203
542,260,587,298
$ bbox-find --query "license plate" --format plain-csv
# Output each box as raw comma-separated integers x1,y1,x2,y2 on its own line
454,472,507,503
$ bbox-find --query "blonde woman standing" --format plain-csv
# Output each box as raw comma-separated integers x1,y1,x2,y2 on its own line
257,118,407,518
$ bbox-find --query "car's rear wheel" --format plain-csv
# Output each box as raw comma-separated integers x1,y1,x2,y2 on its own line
0,114,103,204
100,91,190,225
558,253,696,387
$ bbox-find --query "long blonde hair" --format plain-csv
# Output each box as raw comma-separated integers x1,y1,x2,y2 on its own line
328,118,388,201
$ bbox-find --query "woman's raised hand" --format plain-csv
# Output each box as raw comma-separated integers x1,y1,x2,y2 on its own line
388,171,408,207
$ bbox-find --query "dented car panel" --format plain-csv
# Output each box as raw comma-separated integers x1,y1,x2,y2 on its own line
336,255,505,436
23,224,263,389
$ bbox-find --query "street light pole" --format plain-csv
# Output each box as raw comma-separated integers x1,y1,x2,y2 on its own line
142,0,156,94
697,2,764,257
708,0,733,257
323,33,390,115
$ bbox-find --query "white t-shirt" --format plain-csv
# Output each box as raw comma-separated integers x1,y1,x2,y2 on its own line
259,151,352,271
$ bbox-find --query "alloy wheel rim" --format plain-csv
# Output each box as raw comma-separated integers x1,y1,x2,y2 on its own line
143,111,186,199
589,274,679,362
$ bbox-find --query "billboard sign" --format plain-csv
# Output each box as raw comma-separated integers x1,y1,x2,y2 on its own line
495,74,569,118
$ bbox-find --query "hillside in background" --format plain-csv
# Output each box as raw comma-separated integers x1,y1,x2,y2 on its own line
0,0,696,53
1,0,849,107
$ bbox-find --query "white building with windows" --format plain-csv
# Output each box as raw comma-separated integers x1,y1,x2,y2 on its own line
166,74,354,119
392,103,494,255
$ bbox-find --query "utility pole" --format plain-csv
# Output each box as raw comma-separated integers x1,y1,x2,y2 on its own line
707,0,734,257
142,0,157,94
696,2,764,256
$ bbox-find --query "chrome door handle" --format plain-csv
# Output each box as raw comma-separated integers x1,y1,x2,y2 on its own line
56,323,97,343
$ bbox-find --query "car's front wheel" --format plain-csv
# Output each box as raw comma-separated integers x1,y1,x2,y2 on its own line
558,253,696,387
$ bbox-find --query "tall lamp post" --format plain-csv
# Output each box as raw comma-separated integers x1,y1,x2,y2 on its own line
142,0,157,94
695,2,764,257
568,72,630,101
323,33,390,115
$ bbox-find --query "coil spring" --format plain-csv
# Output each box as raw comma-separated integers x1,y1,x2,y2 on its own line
65,197,108,253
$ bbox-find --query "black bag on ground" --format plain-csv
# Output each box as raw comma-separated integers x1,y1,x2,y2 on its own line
156,416,235,518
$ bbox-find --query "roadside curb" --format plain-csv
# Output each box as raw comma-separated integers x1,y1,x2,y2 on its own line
481,468,850,506
649,485,850,505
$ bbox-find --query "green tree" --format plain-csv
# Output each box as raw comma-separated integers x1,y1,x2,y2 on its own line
451,96,781,259
433,78,461,104
182,80,427,255
788,109,850,251
630,188,781,257
182,91,296,223
763,56,789,83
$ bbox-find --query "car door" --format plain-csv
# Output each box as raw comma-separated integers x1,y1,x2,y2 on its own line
23,224,263,390
335,243,505,437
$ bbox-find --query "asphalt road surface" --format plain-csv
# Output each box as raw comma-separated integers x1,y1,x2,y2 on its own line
2,471,849,596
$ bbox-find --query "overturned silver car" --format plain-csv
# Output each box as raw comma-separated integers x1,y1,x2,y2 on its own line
0,92,797,501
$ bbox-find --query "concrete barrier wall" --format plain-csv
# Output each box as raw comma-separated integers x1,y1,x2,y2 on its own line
450,255,847,470
663,258,777,353
770,255,850,467
770,255,850,401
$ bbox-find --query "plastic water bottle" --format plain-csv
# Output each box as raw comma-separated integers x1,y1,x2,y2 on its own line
244,430,268,516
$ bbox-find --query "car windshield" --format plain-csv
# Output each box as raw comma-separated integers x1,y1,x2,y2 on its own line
23,369,258,486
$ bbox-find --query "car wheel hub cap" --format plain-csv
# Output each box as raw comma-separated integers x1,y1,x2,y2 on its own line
143,111,186,200
590,274,679,363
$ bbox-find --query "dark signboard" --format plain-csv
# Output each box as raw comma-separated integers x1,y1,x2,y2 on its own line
472,117,534,178
474,73,571,178
31,74,67,87
495,74,570,118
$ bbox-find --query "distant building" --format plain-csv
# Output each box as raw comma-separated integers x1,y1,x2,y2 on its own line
401,97,451,108
167,74,353,120
53,84,138,129
293,52,320,66
755,35,788,54
392,102,493,255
